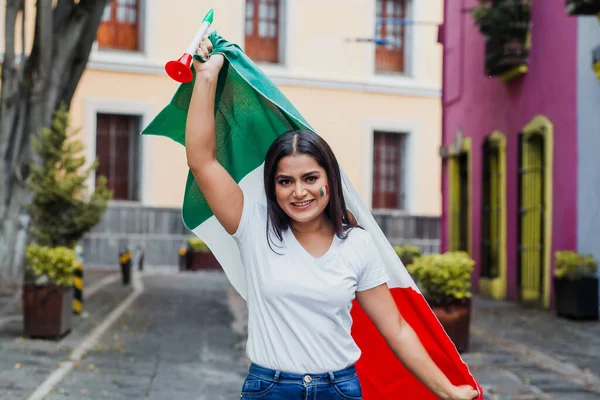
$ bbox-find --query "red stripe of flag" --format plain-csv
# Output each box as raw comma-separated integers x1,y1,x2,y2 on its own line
351,287,483,399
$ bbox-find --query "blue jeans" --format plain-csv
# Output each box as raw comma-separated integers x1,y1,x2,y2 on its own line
240,363,363,399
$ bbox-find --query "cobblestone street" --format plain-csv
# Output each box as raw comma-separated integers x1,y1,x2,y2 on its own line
0,270,599,399
465,296,600,400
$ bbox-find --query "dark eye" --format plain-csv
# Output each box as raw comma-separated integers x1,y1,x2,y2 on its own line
306,176,317,183
278,179,291,186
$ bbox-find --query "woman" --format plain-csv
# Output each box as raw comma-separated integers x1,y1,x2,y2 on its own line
187,36,480,400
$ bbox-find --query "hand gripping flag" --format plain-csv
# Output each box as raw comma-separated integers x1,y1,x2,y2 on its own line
142,32,483,399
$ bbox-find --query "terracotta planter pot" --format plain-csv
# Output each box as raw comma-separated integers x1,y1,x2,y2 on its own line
428,297,471,353
23,285,73,339
186,251,221,271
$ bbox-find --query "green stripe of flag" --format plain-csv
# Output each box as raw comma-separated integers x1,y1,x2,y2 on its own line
142,32,312,229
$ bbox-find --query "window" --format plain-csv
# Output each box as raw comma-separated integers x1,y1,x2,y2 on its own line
96,113,141,201
372,131,406,209
517,131,546,304
449,152,470,252
245,0,281,63
481,138,502,278
97,0,140,51
376,0,407,73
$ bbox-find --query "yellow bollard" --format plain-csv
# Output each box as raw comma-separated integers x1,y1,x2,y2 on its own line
72,262,84,314
179,247,187,271
119,249,132,285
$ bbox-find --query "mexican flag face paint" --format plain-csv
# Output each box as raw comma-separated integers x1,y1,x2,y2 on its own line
142,32,482,400
319,185,329,198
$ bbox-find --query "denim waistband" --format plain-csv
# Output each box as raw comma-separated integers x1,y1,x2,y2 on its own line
248,363,357,384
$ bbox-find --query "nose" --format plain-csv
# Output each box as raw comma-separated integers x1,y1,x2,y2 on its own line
293,182,307,198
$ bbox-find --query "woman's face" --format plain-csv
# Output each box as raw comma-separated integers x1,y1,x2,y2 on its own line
274,154,330,224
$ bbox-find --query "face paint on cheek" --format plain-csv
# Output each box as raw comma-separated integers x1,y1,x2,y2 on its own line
319,185,329,198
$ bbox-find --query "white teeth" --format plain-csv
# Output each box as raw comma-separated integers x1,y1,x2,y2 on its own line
292,200,312,206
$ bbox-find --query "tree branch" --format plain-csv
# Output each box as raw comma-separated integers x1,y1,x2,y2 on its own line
53,0,75,32
0,0,22,209
33,0,53,86
59,0,109,107
17,0,26,82
3,0,19,71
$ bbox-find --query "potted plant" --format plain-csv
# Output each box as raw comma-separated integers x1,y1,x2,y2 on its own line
23,106,111,338
186,238,221,271
593,45,600,82
22,245,77,338
407,251,475,352
393,245,423,266
553,251,598,320
566,0,600,15
471,0,532,79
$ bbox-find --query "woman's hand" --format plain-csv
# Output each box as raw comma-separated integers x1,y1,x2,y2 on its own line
193,35,224,80
446,384,480,400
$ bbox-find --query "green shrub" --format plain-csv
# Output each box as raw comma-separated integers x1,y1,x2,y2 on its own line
470,0,531,41
187,238,210,253
393,245,423,266
554,251,597,280
27,105,111,248
25,244,77,287
407,251,475,303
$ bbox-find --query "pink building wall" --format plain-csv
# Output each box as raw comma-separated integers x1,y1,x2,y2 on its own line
441,0,578,301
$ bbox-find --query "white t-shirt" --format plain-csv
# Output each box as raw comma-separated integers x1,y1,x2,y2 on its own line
232,192,389,374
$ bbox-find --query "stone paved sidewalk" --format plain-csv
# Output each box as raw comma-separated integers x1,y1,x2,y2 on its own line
464,295,600,400
0,269,132,399
46,272,248,400
2,270,600,399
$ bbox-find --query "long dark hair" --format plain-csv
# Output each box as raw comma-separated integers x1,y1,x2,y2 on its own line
263,130,358,252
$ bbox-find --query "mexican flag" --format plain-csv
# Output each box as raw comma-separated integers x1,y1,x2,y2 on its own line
142,32,482,399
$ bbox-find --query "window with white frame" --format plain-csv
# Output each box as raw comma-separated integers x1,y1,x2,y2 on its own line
375,0,408,73
97,0,140,51
96,113,141,201
245,0,283,63
372,131,407,209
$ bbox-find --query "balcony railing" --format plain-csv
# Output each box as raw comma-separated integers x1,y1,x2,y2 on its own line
372,211,441,254
472,0,532,82
485,33,530,78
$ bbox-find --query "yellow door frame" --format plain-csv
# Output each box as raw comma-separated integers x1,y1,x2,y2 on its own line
447,137,472,256
519,116,553,308
479,131,507,300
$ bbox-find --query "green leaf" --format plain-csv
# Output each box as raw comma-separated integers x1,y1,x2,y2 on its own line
25,244,77,287
406,251,475,302
26,104,113,249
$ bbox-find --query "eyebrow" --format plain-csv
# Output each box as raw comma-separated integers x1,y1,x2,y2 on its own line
276,170,320,179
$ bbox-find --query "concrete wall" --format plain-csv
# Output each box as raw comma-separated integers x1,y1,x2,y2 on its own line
82,203,188,268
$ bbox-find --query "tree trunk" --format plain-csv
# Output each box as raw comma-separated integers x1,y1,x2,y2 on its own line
0,0,109,285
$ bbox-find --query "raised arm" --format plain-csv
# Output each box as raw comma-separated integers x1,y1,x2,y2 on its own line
186,37,243,235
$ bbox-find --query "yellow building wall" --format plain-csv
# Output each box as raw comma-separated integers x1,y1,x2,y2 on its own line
2,0,443,215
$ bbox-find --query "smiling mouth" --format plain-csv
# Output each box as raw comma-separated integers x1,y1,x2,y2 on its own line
291,200,314,209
